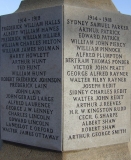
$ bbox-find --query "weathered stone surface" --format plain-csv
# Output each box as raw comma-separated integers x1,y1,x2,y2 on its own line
1,6,62,151
1,4,131,151
0,0,131,159
0,142,130,160
63,5,131,151
16,0,117,12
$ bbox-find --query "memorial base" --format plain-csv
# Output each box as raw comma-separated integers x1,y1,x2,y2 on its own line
0,141,130,160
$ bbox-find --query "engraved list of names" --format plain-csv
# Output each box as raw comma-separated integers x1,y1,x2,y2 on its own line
1,6,62,151
63,6,131,151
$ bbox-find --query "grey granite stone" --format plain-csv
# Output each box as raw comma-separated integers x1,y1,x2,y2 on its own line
16,0,118,13
1,5,131,151
0,0,131,159
1,6,62,151
63,5,131,151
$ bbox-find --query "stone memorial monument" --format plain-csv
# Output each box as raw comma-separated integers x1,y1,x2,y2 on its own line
0,0,131,159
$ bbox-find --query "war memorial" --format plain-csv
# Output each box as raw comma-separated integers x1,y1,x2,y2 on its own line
0,0,131,159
